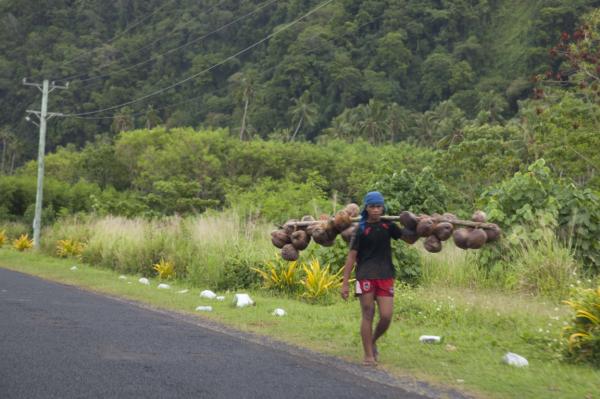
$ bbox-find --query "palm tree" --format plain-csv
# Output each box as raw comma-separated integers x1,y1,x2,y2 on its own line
290,91,317,141
228,71,255,141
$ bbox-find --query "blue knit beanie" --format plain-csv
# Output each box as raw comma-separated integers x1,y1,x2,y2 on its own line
359,191,385,231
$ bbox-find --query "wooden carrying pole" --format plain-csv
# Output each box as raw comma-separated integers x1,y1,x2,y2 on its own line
282,215,499,230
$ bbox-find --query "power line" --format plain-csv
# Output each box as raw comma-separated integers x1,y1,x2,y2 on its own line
67,10,383,122
62,0,334,118
73,0,280,89
56,0,232,84
55,0,178,72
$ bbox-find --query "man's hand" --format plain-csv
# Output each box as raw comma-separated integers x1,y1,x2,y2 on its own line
341,281,350,301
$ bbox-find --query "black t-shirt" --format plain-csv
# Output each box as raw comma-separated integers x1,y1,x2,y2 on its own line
350,221,403,280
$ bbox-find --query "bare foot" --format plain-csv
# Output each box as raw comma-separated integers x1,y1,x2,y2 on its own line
362,357,378,367
372,344,379,362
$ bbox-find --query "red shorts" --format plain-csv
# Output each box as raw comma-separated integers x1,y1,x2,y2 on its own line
355,278,395,297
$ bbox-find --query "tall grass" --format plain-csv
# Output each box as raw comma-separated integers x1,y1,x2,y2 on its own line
418,232,581,300
41,212,275,287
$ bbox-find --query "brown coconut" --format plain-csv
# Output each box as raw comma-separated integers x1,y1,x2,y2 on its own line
433,222,453,241
442,212,457,222
301,215,315,222
467,229,487,249
281,244,299,261
344,203,360,218
271,229,291,248
453,228,470,249
416,217,435,237
284,219,299,235
399,211,419,230
471,211,487,223
333,210,353,232
341,225,358,244
424,235,442,253
291,230,310,250
485,224,502,242
400,228,419,244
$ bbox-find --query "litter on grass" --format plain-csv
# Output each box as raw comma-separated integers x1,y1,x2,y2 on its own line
233,293,254,308
118,275,127,280
200,290,217,299
195,306,213,312
272,308,286,316
70,266,78,271
177,289,189,294
138,278,150,285
216,296,225,301
502,352,529,367
157,283,171,289
419,335,442,344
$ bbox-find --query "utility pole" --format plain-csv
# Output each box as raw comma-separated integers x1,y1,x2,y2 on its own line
23,78,68,249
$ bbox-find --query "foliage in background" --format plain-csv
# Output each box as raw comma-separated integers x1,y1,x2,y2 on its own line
479,159,600,274
253,256,301,294
562,286,600,367
0,230,5,246
372,167,451,215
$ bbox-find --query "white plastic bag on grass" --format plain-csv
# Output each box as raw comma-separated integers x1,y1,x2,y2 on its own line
138,278,150,285
272,308,286,316
233,293,254,308
195,306,213,312
200,290,217,299
502,352,528,367
157,283,171,289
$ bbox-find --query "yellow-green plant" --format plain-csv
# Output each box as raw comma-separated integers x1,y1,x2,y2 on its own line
56,239,85,258
153,258,175,280
299,258,343,301
0,230,6,246
562,286,600,366
252,255,300,293
13,234,33,251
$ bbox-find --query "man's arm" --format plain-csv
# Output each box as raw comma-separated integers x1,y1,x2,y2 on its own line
341,249,357,300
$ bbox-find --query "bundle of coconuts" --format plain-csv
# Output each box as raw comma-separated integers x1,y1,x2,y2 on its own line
271,205,501,261
270,203,361,261
398,210,501,253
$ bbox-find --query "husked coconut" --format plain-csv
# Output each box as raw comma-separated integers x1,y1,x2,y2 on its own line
291,230,310,250
471,211,487,223
433,222,453,241
281,244,299,261
485,224,502,242
399,211,419,230
416,217,435,237
400,228,419,244
284,219,298,235
442,212,457,222
424,235,442,253
467,229,487,249
271,229,291,248
333,210,352,232
453,228,470,249
344,203,360,218
301,215,315,222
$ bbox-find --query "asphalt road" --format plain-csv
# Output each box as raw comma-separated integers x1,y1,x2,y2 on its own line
0,268,461,399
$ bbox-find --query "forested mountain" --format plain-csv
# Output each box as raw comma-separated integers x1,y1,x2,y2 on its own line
1,0,599,162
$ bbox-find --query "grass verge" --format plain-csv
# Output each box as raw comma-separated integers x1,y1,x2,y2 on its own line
1,248,599,399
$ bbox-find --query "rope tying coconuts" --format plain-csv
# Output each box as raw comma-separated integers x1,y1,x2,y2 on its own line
271,205,502,261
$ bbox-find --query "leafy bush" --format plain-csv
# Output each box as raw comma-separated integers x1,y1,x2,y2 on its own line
0,230,5,246
562,286,600,367
13,234,33,251
372,167,451,215
153,258,175,280
392,241,422,284
55,239,85,258
299,258,343,303
302,237,349,273
252,256,301,294
479,159,600,274
216,249,262,290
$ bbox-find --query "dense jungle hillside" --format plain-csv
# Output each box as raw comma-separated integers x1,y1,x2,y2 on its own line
1,0,599,160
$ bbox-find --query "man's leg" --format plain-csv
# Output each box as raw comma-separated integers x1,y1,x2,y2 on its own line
359,292,376,364
372,295,394,358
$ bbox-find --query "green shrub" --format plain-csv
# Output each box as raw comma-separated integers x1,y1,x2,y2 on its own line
562,286,600,367
216,248,262,290
253,255,301,294
392,241,422,284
